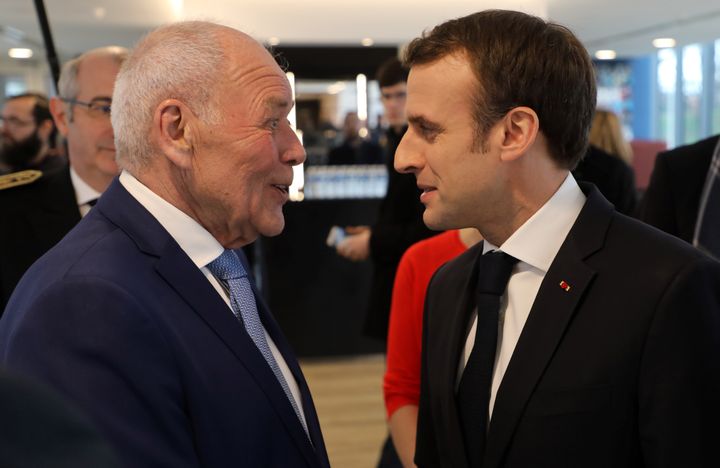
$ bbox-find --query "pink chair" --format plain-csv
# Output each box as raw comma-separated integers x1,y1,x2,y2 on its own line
630,140,667,191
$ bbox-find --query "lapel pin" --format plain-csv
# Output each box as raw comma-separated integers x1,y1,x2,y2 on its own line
559,280,571,292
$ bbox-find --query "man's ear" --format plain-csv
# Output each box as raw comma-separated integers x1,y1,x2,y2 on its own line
498,106,539,162
49,97,69,137
154,99,195,169
37,118,54,141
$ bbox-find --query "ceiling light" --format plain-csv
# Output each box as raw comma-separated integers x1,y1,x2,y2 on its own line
268,37,280,46
9,48,33,59
595,50,617,60
361,38,374,47
94,7,106,19
652,38,676,49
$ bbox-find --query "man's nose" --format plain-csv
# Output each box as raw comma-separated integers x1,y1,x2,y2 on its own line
280,124,306,166
394,130,420,175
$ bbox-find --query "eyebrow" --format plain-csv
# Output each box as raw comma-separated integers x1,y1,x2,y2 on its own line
264,96,293,111
408,114,443,131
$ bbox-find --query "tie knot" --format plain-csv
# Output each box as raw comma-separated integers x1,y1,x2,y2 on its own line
206,249,247,281
476,250,518,295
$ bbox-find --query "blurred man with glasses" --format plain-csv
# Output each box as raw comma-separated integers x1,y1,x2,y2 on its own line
0,92,60,174
0,46,128,313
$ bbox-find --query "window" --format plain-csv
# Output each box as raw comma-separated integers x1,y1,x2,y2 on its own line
657,48,677,148
714,40,720,134
682,44,703,145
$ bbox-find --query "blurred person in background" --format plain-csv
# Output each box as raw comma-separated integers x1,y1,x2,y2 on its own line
327,111,383,165
572,109,637,215
384,228,482,467
335,56,435,468
640,133,720,258
0,92,61,174
0,46,127,313
588,109,633,165
336,57,434,341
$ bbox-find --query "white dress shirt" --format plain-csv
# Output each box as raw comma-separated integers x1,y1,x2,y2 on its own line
69,167,102,217
458,173,586,419
119,170,307,427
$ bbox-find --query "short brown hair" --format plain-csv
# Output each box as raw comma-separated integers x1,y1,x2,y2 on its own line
376,57,408,89
404,10,596,169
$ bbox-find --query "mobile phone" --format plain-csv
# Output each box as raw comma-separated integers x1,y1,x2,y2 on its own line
326,225,347,247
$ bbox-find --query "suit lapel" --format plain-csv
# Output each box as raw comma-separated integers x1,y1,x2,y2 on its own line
98,180,321,467
430,243,484,468
254,293,330,467
482,185,612,468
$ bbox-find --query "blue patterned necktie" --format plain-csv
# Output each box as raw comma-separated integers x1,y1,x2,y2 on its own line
693,138,720,260
207,250,309,438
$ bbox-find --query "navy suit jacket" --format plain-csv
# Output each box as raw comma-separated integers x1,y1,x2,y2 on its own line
0,179,330,468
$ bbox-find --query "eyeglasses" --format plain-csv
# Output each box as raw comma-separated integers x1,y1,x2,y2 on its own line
0,115,35,130
60,97,112,118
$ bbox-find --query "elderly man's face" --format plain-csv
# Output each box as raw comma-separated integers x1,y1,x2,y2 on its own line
189,38,305,247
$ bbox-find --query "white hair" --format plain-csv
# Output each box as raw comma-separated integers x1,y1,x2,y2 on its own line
112,21,228,171
58,46,129,119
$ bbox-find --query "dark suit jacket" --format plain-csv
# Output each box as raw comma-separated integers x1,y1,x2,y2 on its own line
0,179,330,468
573,145,637,216
364,125,435,341
0,164,80,313
638,134,719,242
416,184,720,468
0,370,120,468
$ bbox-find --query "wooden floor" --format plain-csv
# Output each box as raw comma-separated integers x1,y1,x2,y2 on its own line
301,354,388,468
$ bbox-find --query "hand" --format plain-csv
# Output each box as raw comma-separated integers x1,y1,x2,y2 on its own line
336,227,371,262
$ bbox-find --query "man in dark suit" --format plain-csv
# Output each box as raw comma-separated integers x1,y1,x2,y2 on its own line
639,134,720,243
395,10,720,468
0,21,329,468
0,46,128,312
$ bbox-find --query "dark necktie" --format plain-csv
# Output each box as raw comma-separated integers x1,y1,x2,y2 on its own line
693,138,720,259
457,250,518,468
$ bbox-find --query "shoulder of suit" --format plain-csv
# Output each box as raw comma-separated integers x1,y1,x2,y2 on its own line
660,134,719,163
0,169,43,191
431,242,481,284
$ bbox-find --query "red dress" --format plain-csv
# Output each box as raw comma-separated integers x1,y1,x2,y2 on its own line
383,230,467,418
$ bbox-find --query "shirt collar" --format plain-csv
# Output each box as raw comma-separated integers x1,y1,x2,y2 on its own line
69,166,102,206
483,173,586,273
119,170,224,268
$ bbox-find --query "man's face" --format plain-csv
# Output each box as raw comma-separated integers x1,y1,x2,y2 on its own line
380,82,407,129
395,54,506,231
53,54,120,192
184,37,305,248
0,97,44,166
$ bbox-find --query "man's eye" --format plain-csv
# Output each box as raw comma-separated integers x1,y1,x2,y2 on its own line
419,125,439,140
268,119,280,130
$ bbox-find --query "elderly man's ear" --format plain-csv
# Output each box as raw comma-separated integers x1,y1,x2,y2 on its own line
156,99,195,168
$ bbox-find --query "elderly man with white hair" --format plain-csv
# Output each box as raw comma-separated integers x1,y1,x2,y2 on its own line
0,21,330,468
